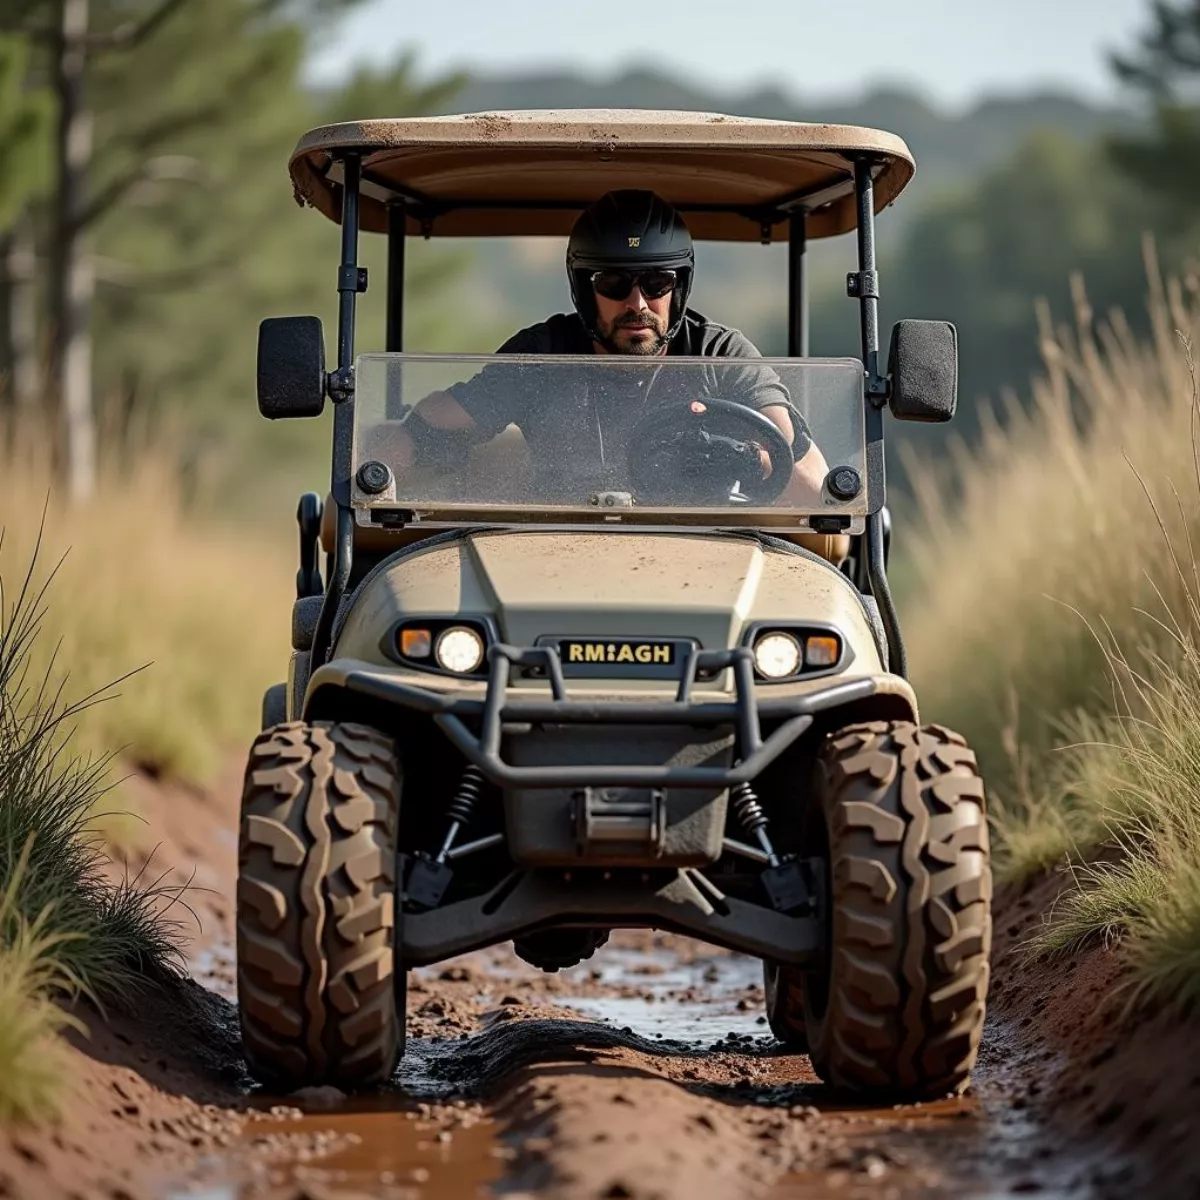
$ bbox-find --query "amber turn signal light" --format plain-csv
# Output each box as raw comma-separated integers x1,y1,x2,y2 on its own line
400,628,433,658
805,635,839,668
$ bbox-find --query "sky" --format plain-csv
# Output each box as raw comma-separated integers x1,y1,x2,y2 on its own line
307,0,1151,109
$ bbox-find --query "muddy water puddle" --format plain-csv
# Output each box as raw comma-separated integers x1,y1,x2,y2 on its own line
554,944,768,1045
549,945,1086,1198
170,939,1096,1199
169,1091,502,1200
773,1024,1086,1199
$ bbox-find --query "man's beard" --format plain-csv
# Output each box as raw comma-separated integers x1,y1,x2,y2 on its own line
595,310,669,356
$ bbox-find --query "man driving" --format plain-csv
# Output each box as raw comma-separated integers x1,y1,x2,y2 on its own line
389,190,830,504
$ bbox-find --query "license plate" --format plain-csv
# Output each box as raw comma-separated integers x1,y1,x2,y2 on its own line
555,638,685,678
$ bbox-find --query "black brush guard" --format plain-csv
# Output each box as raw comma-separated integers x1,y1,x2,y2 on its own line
333,642,877,788
322,643,874,965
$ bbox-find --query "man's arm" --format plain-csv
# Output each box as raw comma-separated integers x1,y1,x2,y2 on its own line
704,328,818,477
760,404,829,505
364,324,548,468
363,390,478,471
758,402,850,562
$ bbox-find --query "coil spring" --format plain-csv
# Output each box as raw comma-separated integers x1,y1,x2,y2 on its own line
731,781,769,836
446,765,484,828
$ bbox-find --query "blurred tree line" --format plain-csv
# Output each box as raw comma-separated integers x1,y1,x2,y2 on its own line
0,0,464,501
2,0,1200,504
800,0,1200,446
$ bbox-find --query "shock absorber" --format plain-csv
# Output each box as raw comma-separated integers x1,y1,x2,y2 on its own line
730,781,780,868
436,765,484,863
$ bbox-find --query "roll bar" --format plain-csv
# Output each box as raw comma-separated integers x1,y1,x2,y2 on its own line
309,155,907,677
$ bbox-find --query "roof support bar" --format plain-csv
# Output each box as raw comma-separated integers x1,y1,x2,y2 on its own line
386,204,405,352
313,154,362,669
852,162,880,391
787,212,808,357
852,157,906,678
335,156,362,394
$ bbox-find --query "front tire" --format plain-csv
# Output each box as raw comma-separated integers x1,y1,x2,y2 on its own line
804,721,991,1100
236,721,404,1091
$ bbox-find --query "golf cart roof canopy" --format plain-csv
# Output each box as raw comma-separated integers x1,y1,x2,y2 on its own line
289,109,915,242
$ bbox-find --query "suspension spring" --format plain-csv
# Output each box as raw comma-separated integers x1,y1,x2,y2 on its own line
730,781,779,867
437,765,485,863
446,765,484,827
731,782,768,834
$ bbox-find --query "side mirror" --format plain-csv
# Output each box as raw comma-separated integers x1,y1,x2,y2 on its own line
257,316,326,419
886,320,957,422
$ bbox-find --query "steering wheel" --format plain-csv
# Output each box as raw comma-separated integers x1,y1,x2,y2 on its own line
626,398,794,505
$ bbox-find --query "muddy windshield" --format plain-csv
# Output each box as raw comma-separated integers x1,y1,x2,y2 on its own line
352,354,869,531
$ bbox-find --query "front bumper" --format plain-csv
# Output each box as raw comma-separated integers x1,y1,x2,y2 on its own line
304,645,889,966
308,642,879,789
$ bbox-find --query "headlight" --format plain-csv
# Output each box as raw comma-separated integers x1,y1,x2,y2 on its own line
435,626,486,674
752,631,803,679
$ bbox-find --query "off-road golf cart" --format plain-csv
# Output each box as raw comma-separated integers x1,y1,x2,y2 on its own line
238,110,991,1101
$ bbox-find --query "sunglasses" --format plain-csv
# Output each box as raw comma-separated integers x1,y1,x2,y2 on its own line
590,268,678,302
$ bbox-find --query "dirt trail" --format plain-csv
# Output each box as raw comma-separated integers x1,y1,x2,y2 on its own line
2,769,1199,1200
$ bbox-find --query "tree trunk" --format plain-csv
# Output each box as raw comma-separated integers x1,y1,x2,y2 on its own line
6,214,39,416
49,0,96,502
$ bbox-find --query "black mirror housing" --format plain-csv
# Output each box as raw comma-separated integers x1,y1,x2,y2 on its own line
257,316,327,419
886,320,957,423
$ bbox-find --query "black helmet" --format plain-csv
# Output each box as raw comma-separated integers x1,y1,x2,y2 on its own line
566,190,694,341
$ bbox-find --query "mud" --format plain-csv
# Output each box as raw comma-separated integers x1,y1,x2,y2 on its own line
2,768,1199,1199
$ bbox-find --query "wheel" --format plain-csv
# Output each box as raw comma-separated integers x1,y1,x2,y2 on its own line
513,928,610,972
626,398,794,505
763,960,808,1052
803,721,991,1100
236,721,404,1090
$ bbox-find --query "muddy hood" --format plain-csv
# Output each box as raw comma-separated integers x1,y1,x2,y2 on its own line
335,529,881,669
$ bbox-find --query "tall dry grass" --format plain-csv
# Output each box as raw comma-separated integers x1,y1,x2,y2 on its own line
901,249,1200,1010
906,249,1200,862
0,433,292,787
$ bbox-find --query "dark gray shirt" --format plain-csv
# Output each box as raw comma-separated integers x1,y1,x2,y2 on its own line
448,309,812,463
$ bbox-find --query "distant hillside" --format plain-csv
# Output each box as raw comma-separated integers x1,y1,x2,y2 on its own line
441,68,1135,196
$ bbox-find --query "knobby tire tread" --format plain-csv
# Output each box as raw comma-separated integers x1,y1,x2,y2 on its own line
237,721,403,1090
805,721,991,1099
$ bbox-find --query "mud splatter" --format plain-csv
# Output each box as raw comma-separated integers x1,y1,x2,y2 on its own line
3,768,1200,1199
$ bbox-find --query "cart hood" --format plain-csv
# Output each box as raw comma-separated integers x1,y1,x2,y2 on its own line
334,530,883,673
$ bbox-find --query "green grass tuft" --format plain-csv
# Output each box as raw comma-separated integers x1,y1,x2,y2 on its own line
0,535,190,1123
1026,633,1200,1011
0,844,85,1125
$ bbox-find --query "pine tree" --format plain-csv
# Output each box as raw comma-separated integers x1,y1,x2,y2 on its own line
1108,0,1200,234
0,31,50,414
0,33,49,231
0,0,466,497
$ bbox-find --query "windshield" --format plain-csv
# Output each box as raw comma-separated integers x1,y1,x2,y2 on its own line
352,354,869,531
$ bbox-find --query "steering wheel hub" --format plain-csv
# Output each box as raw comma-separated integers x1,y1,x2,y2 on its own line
626,398,794,506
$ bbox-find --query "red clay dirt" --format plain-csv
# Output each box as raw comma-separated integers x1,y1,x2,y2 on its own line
1,768,1199,1200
